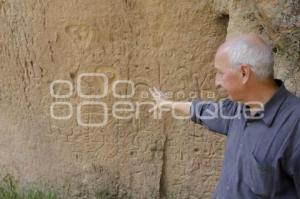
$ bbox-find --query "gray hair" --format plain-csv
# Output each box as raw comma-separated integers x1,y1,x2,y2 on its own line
222,36,274,79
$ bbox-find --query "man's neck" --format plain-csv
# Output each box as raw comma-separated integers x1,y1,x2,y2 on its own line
244,79,279,113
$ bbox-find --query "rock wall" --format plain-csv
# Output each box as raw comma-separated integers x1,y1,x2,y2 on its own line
0,0,298,198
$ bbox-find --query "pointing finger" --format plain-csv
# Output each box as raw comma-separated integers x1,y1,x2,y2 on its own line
149,88,155,96
148,105,158,113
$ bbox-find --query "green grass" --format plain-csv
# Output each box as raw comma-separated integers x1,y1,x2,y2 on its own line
0,174,134,199
0,174,156,199
95,190,117,199
0,174,59,199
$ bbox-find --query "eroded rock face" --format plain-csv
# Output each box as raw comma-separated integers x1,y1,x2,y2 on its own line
0,0,298,198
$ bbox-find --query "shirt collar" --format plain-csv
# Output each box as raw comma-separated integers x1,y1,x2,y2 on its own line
261,79,289,126
240,79,289,126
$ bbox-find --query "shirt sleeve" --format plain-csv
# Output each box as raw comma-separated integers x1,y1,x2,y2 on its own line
190,98,238,136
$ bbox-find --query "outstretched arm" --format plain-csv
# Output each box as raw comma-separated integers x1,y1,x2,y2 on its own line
148,87,191,115
149,87,238,136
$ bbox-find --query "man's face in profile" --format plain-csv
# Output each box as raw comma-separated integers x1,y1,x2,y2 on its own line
214,51,244,101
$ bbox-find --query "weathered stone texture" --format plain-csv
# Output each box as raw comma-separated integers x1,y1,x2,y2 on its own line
0,0,298,198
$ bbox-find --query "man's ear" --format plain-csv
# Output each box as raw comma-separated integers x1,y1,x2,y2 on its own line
240,64,251,84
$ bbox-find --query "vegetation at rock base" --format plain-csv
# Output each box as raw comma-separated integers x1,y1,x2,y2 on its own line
0,174,136,199
0,174,59,199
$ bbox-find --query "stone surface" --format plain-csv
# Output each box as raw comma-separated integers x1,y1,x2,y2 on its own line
0,0,298,198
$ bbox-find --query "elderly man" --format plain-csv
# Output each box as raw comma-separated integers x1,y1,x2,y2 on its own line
149,34,300,198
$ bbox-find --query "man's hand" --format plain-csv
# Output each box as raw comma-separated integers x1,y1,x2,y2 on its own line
148,87,191,115
149,87,169,105
148,87,171,113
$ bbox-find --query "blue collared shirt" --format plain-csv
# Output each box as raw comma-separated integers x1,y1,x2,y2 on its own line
190,79,300,198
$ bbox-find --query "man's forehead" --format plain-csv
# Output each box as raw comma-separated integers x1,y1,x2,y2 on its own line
215,50,229,62
216,42,230,54
214,51,231,71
